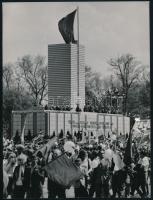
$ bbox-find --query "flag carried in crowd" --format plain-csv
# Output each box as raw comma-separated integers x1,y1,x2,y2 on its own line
44,153,83,188
21,114,27,145
34,137,57,160
124,129,132,165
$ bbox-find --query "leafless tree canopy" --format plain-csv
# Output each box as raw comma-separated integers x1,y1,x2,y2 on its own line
108,54,142,114
17,55,48,105
3,64,14,90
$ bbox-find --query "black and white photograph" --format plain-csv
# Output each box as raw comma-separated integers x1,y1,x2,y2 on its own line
2,1,150,198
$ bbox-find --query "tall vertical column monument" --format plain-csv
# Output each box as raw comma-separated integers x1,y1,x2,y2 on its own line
48,8,85,110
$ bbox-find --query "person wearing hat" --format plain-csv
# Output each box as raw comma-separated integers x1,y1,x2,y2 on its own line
12,154,31,198
138,151,149,196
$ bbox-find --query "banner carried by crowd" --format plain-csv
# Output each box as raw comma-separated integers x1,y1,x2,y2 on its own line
44,153,83,188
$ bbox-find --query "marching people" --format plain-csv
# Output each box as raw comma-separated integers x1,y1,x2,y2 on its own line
3,128,150,199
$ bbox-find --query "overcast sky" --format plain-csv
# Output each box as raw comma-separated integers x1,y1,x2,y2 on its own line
3,2,149,77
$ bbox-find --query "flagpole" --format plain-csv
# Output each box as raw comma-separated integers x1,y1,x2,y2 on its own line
77,6,80,105
21,114,27,145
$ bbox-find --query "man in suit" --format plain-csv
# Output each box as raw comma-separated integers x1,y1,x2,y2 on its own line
12,154,31,198
30,163,45,198
89,151,111,198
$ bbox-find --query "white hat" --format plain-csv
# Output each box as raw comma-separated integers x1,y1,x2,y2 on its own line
64,141,75,155
54,149,62,156
89,144,93,148
17,153,27,164
91,158,100,169
54,142,58,146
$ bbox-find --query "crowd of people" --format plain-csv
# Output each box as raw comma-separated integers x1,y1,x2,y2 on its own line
3,129,151,199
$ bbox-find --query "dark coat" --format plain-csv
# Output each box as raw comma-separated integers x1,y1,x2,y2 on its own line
12,165,31,191
30,167,45,198
92,165,109,185
89,160,110,198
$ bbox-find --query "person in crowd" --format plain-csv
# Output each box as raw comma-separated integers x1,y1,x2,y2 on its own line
74,157,89,198
16,144,26,157
136,151,149,197
111,164,128,198
3,169,9,198
12,154,31,199
4,153,17,198
3,125,151,198
26,148,34,167
36,151,46,167
30,163,45,198
78,149,90,190
89,150,111,198
130,162,146,197
139,151,150,195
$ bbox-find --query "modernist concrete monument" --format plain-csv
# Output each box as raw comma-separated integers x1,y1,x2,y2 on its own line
48,43,85,110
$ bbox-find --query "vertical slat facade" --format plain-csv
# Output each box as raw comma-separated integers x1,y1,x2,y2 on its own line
48,44,85,110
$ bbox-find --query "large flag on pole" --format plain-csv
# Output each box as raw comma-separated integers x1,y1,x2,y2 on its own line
44,153,83,188
58,10,77,44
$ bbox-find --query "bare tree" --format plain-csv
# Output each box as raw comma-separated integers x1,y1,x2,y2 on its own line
3,64,14,90
17,55,48,106
108,54,142,115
